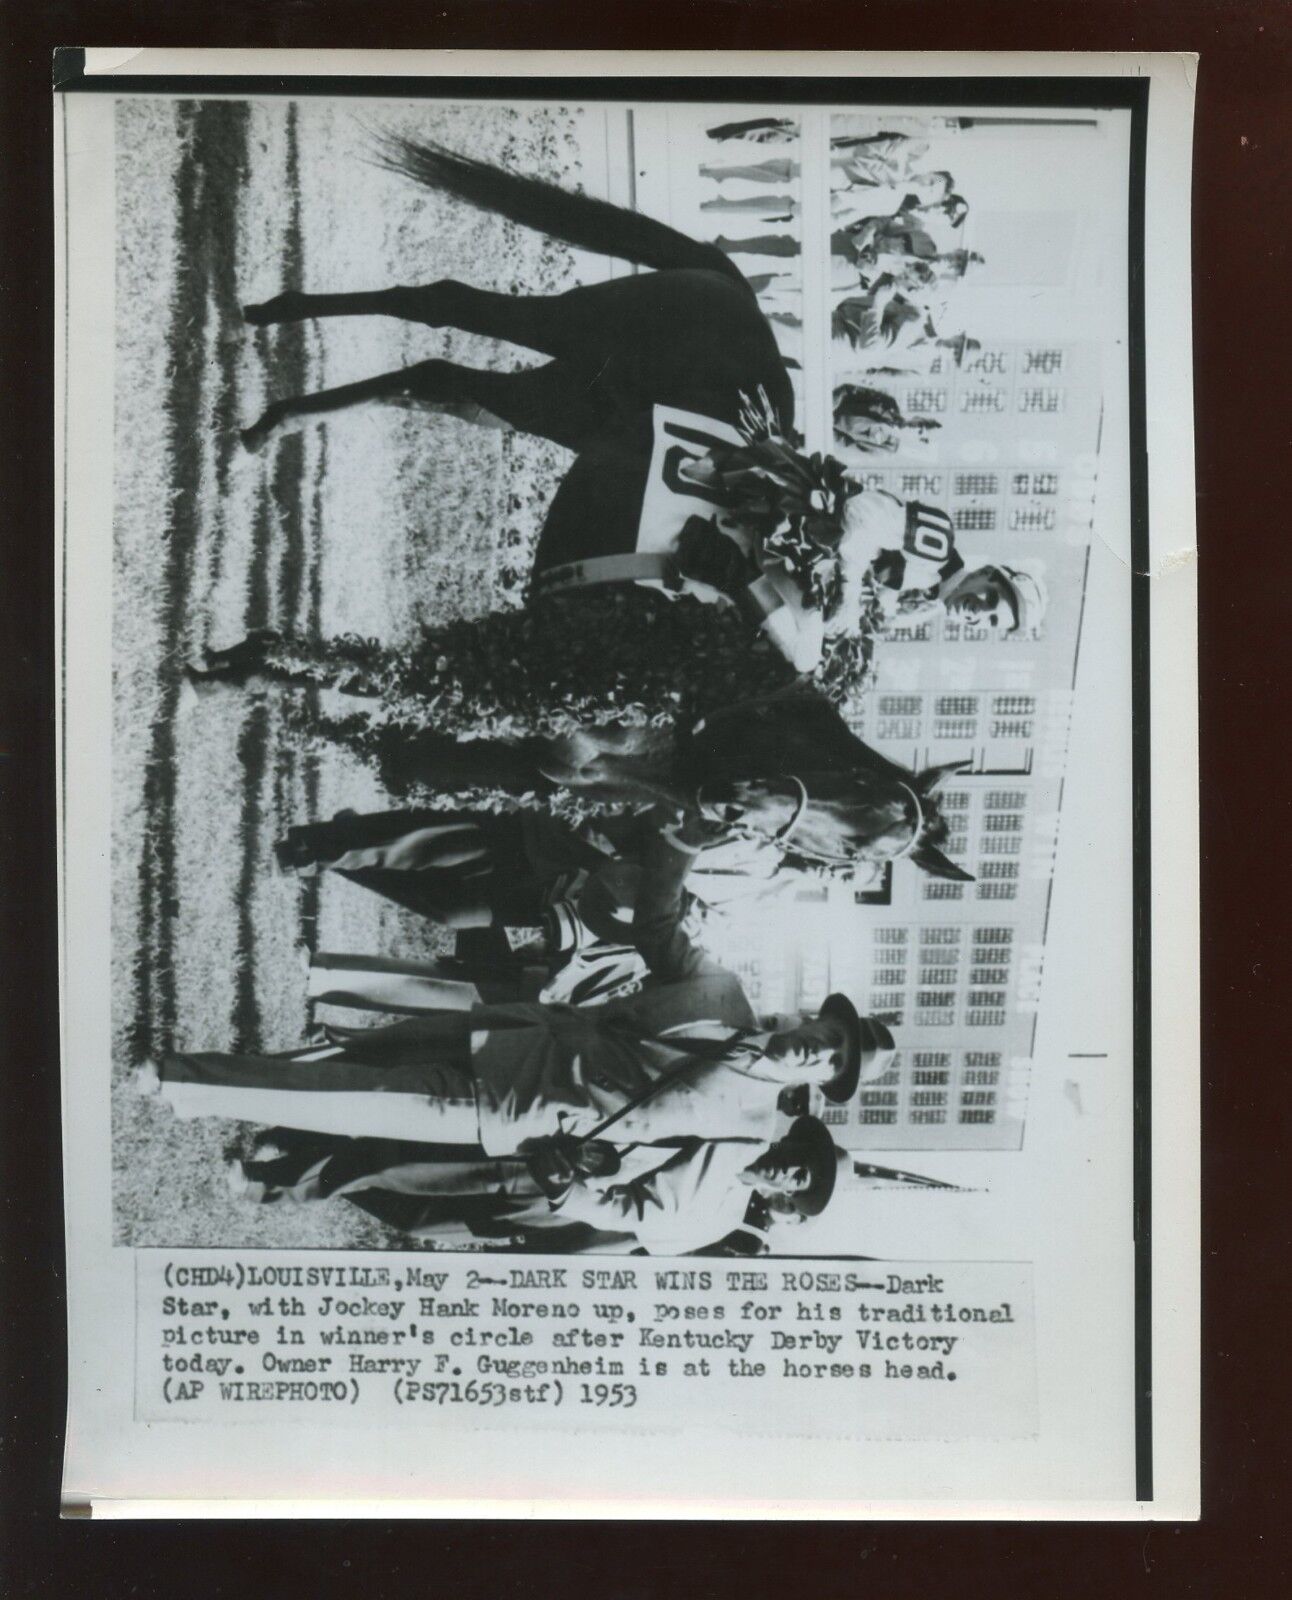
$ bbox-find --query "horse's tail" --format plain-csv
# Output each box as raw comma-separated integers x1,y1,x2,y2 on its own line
370,131,751,289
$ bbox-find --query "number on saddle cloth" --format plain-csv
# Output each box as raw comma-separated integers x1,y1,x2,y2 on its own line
869,499,959,599
637,406,746,559
537,405,748,600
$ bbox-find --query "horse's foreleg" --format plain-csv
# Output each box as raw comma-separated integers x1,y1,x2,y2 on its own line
375,731,557,802
241,366,423,452
304,717,557,805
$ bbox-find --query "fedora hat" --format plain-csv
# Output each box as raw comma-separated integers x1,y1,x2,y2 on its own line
776,1115,852,1218
816,994,896,1104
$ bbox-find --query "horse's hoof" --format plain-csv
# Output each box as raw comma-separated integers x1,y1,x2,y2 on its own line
240,420,275,454
184,676,230,701
273,834,316,874
243,290,305,326
242,293,284,326
182,659,238,701
182,649,217,679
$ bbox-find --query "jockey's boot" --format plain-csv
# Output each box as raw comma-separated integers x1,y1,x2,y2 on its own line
239,403,292,453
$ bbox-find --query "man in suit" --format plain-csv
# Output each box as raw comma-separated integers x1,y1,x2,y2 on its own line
273,805,632,932
525,1113,852,1255
227,1115,852,1259
143,825,894,1157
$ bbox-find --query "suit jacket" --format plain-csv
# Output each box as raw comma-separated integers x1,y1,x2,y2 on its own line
468,830,778,1154
536,1137,769,1255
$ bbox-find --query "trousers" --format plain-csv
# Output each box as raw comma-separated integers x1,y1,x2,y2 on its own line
157,1021,481,1144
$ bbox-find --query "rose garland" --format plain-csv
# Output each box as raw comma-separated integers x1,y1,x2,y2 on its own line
261,397,884,835
262,585,880,749
694,389,865,622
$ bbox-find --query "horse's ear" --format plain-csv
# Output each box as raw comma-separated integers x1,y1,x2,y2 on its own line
908,841,976,882
916,759,972,798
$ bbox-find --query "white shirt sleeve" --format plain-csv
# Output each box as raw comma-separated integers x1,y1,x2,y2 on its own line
747,571,827,672
839,489,908,574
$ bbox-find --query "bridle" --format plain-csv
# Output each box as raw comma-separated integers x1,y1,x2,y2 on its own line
702,774,924,870
781,777,924,868
889,782,926,860
696,774,809,847
771,775,810,844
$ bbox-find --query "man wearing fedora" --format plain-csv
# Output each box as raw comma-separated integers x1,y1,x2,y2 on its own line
142,820,894,1158
219,1115,852,1258
525,1113,853,1255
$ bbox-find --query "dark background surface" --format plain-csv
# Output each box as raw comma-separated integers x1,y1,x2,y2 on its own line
1,2,1287,1594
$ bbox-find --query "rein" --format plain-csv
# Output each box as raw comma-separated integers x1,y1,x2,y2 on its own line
785,778,925,868
693,769,925,871
772,775,810,845
889,782,926,860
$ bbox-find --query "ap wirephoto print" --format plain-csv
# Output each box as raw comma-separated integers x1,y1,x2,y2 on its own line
58,53,1199,1517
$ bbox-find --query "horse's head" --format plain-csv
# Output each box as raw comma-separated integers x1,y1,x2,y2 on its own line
691,691,974,878
901,760,975,881
776,759,974,880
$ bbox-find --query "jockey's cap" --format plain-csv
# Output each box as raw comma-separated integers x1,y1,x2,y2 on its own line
994,561,1049,634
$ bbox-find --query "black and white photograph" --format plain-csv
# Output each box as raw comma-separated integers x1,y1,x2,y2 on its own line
109,94,1116,1256
56,53,1198,1515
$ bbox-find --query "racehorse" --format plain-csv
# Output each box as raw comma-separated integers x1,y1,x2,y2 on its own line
239,134,842,671
208,135,973,880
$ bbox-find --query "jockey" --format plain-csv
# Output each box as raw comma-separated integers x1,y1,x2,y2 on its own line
664,487,1047,669
838,491,1049,637
532,406,1046,670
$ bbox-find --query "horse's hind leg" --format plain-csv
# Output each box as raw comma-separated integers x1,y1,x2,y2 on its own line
394,359,601,450
243,287,431,327
239,359,504,453
241,365,423,452
315,717,557,804
242,280,568,347
186,630,386,697
244,358,599,454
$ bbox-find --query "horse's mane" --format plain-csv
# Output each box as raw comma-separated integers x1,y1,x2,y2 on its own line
689,687,916,788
